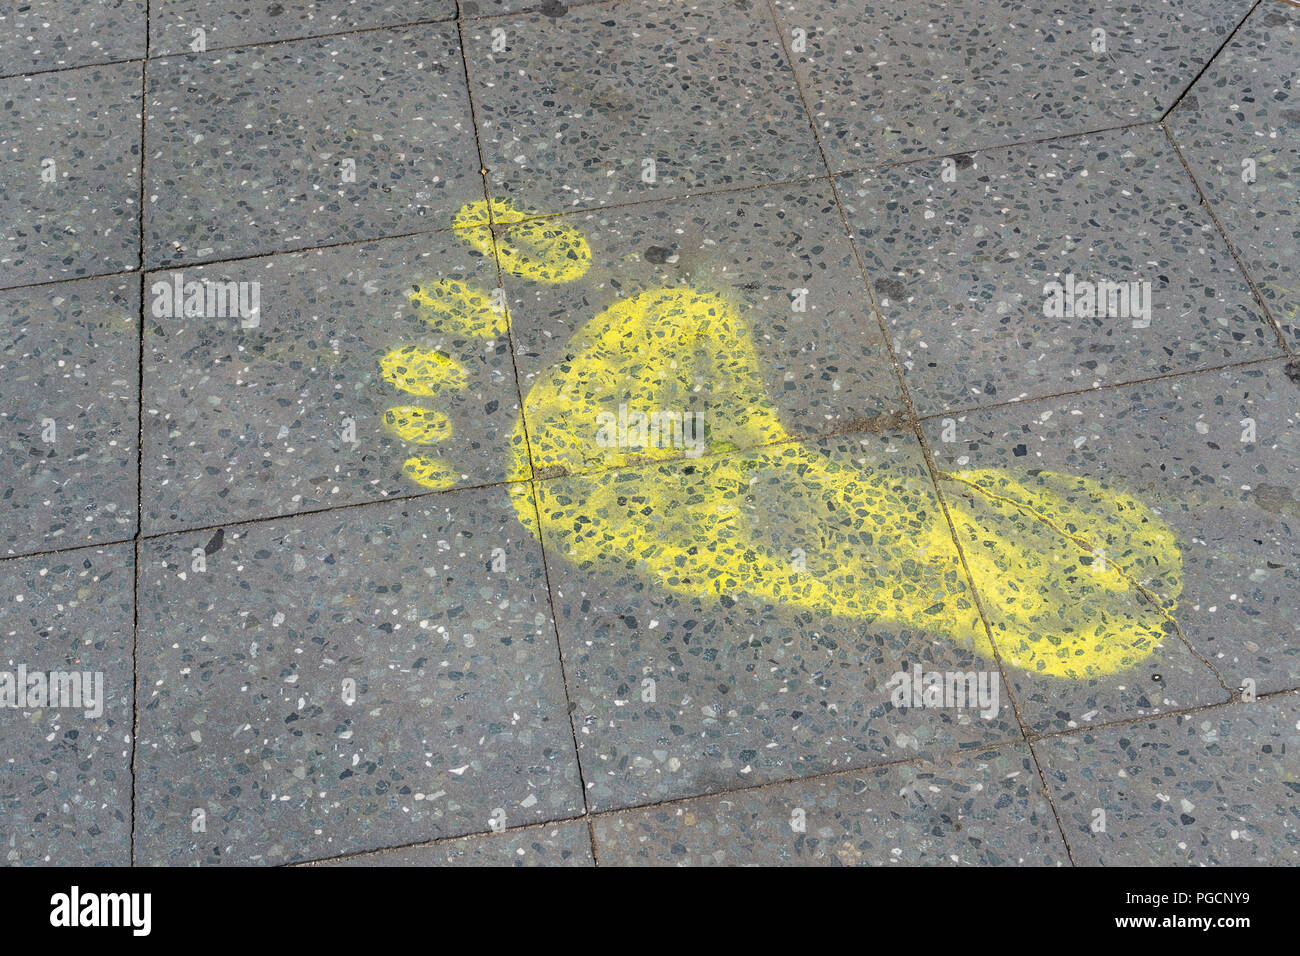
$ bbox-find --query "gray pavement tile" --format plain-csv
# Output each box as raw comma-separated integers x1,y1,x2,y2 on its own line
0,0,146,77
1037,693,1300,865
134,487,582,865
144,24,481,268
0,544,134,866
1167,3,1300,351
150,1,458,56
142,227,525,535
534,430,1024,812
771,0,1255,173
2,275,139,557
0,62,142,288
320,819,593,864
465,0,823,214
503,181,904,473
926,360,1300,699
839,127,1278,417
593,744,1066,864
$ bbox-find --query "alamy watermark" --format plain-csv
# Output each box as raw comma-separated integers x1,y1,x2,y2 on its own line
596,404,706,458
151,272,262,327
886,663,1000,719
1043,273,1151,328
1,665,104,718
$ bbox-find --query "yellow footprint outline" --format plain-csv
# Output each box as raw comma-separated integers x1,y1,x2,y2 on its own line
379,199,1184,680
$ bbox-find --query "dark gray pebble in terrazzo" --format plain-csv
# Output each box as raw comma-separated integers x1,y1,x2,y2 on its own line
1,275,139,557
841,126,1277,417
594,744,1066,865
540,431,1024,813
1037,693,1300,865
144,24,481,267
134,488,582,865
0,62,142,288
1168,3,1300,351
0,544,134,866
0,0,146,77
928,361,1300,698
142,229,523,534
149,1,458,55
771,0,1256,171
318,819,593,865
466,0,823,214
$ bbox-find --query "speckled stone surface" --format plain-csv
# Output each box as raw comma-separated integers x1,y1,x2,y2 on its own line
539,431,1023,812
927,361,1300,698
466,0,823,213
142,229,524,534
0,62,142,288
134,488,582,865
150,1,457,55
0,544,134,866
1,275,139,557
1168,3,1300,351
506,181,903,461
771,0,1256,172
0,0,146,77
1037,693,1300,865
840,127,1278,416
321,819,593,865
594,744,1066,864
4,0,1299,870
144,24,480,267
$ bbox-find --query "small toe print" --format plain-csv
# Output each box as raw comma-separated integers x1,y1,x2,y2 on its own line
379,345,467,396
383,406,452,444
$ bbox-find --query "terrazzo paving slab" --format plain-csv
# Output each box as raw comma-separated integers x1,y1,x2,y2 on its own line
134,488,582,865
925,360,1300,700
142,227,524,535
503,181,903,471
319,819,593,865
771,0,1256,172
1167,3,1300,350
2,275,139,557
0,543,134,866
1036,693,1300,865
0,62,142,288
839,127,1278,417
593,744,1066,865
150,0,457,56
144,24,481,267
465,0,823,214
536,430,1024,812
0,0,146,77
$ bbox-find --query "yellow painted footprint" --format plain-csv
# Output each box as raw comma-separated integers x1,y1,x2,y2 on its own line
380,199,1183,680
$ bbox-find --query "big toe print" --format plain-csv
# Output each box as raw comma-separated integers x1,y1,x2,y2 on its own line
381,199,1184,679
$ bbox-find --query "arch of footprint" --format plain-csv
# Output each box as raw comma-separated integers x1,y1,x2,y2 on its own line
378,199,1183,681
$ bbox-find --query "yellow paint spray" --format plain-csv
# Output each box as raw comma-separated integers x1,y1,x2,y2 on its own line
380,200,1184,679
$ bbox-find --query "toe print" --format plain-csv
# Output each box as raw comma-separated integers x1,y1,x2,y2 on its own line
380,199,1184,679
378,264,515,489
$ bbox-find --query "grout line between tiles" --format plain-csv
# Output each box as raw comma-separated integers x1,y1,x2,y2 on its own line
1160,0,1265,123
1160,124,1297,358
129,22,150,867
455,13,599,859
